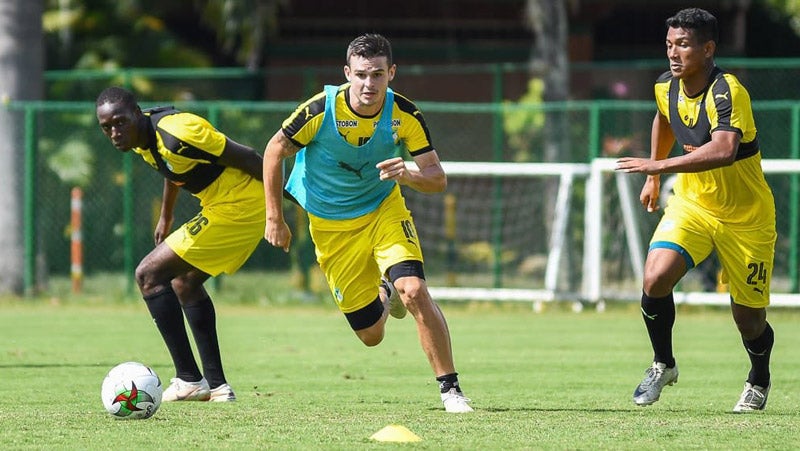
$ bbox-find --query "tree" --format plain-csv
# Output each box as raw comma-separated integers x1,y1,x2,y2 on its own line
196,0,288,70
0,0,44,294
42,0,287,70
525,0,569,162
523,0,575,289
764,0,800,34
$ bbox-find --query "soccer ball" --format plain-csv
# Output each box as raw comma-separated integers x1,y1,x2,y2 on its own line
101,362,162,419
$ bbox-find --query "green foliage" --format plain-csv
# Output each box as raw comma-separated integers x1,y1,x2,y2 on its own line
38,111,98,188
45,138,94,187
198,0,289,68
43,0,285,70
502,78,545,162
44,0,210,69
764,0,800,35
3,295,800,449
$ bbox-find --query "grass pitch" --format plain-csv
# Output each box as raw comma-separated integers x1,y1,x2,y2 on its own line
2,285,800,449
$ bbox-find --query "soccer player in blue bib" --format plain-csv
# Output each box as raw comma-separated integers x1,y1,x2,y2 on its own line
262,33,473,413
97,87,265,403
616,8,777,412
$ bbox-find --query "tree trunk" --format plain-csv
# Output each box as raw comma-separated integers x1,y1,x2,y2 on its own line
0,0,44,294
525,0,569,160
525,0,574,290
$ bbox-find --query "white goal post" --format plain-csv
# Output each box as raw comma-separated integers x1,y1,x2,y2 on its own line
407,159,800,308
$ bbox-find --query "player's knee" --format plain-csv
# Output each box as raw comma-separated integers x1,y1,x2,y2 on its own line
396,278,430,312
732,306,767,339
355,327,385,347
346,298,385,346
170,274,204,297
642,271,676,297
134,261,155,292
735,319,765,340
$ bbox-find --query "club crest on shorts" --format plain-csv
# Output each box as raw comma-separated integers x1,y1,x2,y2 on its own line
658,219,676,232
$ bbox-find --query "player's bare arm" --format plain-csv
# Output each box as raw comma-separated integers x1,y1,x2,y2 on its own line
154,179,180,244
617,112,739,175
617,129,740,176
376,150,446,193
263,130,300,252
217,138,264,181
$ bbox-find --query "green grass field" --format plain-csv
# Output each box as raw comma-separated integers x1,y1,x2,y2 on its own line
2,274,800,449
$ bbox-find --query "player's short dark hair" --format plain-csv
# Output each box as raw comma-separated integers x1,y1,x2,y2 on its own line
96,86,138,109
666,8,718,44
346,33,393,67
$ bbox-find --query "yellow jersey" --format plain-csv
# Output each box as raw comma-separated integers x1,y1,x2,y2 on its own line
654,68,774,225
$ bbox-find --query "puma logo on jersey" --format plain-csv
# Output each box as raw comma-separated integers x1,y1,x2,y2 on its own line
338,161,369,179
714,92,729,100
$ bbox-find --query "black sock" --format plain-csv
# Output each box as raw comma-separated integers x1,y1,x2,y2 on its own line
182,297,227,388
743,322,773,388
641,292,676,368
436,372,461,394
143,287,202,381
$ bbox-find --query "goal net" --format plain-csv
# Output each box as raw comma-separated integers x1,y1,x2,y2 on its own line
402,159,800,307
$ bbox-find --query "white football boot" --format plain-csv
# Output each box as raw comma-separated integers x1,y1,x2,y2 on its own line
209,383,237,402
633,362,679,406
381,277,406,319
162,377,211,402
733,382,770,412
441,387,474,413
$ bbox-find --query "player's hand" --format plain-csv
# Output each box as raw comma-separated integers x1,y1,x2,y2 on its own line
265,219,292,252
639,176,661,213
376,157,407,182
153,218,173,245
615,157,662,175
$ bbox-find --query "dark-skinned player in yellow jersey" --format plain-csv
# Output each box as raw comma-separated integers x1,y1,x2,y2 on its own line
97,87,265,403
616,8,776,412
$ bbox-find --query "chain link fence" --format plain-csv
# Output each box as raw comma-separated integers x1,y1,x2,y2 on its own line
7,61,800,295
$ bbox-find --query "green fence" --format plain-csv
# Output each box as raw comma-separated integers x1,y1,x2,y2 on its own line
42,59,800,103
5,61,800,296
6,98,800,297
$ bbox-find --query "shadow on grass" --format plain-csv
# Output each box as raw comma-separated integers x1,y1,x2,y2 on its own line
468,407,635,413
0,362,166,369
454,406,687,413
469,406,798,416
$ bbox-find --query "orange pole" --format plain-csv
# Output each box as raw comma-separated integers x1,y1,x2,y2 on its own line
71,187,83,293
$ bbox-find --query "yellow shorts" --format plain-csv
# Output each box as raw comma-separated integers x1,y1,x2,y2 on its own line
309,186,423,313
165,180,265,277
650,196,776,308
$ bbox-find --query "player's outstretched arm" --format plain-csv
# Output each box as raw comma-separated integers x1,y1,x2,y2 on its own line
376,150,446,193
617,112,739,176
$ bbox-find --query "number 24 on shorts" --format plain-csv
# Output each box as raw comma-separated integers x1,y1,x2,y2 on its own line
746,261,767,286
